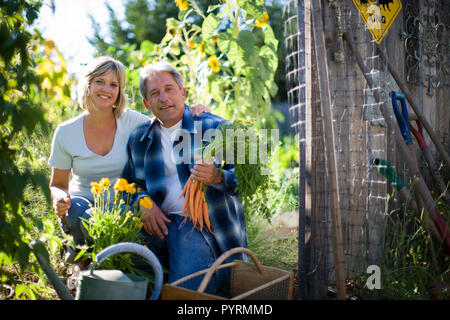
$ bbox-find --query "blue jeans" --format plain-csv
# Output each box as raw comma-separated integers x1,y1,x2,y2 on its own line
63,196,93,246
141,214,221,294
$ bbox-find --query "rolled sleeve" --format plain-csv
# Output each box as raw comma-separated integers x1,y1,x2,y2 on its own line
209,168,238,195
48,127,72,170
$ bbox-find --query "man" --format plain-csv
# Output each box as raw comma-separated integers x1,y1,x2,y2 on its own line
122,61,247,290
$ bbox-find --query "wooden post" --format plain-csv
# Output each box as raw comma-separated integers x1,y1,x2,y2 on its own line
311,0,346,300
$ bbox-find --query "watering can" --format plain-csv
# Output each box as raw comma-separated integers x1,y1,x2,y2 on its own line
30,240,163,300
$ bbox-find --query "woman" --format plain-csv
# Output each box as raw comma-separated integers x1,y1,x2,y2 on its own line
48,56,209,246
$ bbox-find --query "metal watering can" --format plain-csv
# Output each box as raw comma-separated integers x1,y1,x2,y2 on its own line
30,240,163,300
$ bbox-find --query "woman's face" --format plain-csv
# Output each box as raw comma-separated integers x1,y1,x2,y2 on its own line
88,69,120,112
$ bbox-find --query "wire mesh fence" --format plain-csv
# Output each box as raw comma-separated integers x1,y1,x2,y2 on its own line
282,0,411,299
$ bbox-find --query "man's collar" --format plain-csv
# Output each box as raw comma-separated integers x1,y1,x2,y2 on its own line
181,104,197,134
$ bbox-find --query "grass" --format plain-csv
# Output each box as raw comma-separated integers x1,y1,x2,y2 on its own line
0,124,299,299
247,214,298,272
351,187,450,300
12,119,450,300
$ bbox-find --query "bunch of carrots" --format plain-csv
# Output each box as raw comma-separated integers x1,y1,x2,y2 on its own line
178,176,212,233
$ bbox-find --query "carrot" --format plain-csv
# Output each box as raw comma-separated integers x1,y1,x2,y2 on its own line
178,177,192,200
177,177,212,233
180,187,190,217
180,178,193,226
193,181,203,227
194,186,203,230
202,199,212,233
189,179,198,221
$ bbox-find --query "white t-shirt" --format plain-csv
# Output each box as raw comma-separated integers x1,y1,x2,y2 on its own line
48,108,150,203
158,120,184,215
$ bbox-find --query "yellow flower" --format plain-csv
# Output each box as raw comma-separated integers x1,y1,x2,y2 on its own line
208,55,220,73
174,0,188,10
196,41,205,56
99,178,110,189
114,178,129,192
126,211,134,218
211,36,218,47
125,182,137,194
139,197,153,210
90,182,103,195
188,40,195,49
256,12,269,28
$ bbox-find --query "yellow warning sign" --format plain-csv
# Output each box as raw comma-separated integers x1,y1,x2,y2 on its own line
352,0,402,44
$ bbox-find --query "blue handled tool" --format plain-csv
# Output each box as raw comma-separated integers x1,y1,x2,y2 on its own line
391,91,413,145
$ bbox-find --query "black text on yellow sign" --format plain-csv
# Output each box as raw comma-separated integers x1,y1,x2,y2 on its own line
352,0,402,44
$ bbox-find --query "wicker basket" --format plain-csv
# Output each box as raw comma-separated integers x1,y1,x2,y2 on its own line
161,247,294,300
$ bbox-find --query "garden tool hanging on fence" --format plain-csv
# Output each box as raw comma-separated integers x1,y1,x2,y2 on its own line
342,31,450,254
409,118,450,206
372,158,443,244
391,91,450,251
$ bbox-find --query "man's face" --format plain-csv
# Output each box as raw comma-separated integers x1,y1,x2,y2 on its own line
143,71,186,128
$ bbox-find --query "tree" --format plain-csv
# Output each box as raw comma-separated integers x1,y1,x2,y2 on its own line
89,0,287,102
0,0,49,291
265,1,286,102
88,0,215,54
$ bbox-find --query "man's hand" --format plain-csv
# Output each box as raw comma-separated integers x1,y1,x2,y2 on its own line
191,161,223,186
141,203,171,239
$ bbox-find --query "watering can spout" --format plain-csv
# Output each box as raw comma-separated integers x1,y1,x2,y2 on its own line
29,240,75,300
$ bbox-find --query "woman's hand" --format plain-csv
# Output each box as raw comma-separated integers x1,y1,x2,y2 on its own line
49,168,71,218
53,194,71,218
191,104,211,116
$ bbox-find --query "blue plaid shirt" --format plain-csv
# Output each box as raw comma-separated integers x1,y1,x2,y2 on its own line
122,105,247,260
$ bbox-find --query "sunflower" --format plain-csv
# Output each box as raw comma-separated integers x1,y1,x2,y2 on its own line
208,55,220,73
174,0,188,10
196,41,205,56
256,12,269,28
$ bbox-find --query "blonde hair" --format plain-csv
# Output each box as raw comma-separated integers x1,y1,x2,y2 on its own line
139,61,184,100
77,56,128,117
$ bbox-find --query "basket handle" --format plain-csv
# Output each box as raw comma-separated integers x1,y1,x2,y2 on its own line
197,247,263,293
89,242,164,300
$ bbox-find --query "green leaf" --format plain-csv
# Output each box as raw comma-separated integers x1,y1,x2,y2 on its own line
140,40,154,54
239,1,265,19
207,4,222,13
178,8,193,21
259,45,278,73
237,30,255,55
263,25,278,52
202,13,220,41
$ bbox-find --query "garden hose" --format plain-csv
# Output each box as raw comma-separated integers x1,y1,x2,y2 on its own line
371,158,405,191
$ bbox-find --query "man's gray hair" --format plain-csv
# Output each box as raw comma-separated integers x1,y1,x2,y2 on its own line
139,61,185,100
